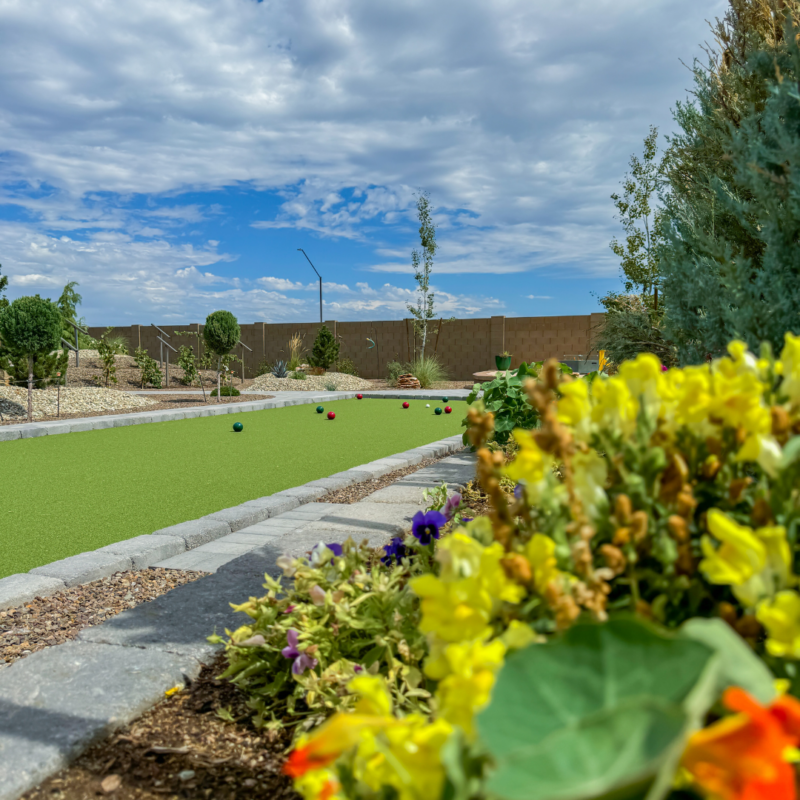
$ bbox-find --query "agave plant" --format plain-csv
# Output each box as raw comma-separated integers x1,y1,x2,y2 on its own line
271,359,288,378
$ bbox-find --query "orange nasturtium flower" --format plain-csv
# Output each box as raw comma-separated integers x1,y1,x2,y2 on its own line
681,687,800,800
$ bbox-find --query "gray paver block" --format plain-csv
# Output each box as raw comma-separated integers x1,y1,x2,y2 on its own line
273,485,329,503
224,531,284,545
303,476,353,492
184,540,256,556
203,504,271,532
29,552,131,587
19,426,49,439
241,518,309,535
324,470,362,486
0,641,192,800
0,574,66,611
355,458,411,479
97,534,186,569
239,494,301,517
0,428,23,442
361,483,435,505
151,519,231,549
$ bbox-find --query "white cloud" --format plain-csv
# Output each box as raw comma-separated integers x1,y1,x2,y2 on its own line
527,294,553,300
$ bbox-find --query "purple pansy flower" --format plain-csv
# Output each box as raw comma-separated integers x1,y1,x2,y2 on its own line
461,517,473,523
281,628,318,676
381,536,408,565
326,543,343,557
353,664,364,673
442,493,462,521
514,483,524,500
411,510,448,545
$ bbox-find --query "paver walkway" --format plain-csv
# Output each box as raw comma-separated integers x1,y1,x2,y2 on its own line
0,451,476,800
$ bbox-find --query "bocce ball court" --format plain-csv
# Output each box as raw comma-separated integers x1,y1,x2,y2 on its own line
0,398,464,578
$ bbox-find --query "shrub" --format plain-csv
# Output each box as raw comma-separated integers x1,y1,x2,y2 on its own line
309,325,340,369
405,354,447,388
254,359,273,377
95,327,126,387
210,385,240,397
333,357,359,377
290,370,307,381
285,337,800,800
0,295,64,420
285,332,306,372
177,344,199,385
386,360,404,386
0,348,67,390
203,310,240,400
325,380,337,391
134,346,162,389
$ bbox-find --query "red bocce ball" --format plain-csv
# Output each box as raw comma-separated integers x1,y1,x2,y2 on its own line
356,393,363,399
445,406,452,414
327,411,336,420
402,401,410,409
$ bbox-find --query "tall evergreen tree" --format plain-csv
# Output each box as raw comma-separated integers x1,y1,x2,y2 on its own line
407,191,438,358
660,0,797,362
0,263,8,310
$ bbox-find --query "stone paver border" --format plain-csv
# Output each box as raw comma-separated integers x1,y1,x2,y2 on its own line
0,445,475,800
0,434,465,611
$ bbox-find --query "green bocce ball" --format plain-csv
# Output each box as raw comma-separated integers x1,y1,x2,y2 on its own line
435,407,443,415
316,406,324,414
442,397,449,402
233,422,243,432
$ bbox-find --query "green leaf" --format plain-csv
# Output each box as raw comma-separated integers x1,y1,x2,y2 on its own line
477,618,715,800
781,435,800,468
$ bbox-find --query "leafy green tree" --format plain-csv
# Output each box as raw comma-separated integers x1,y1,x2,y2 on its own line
0,295,63,421
202,310,240,401
56,281,96,348
0,263,8,310
407,191,438,358
610,126,669,303
309,324,340,369
660,0,795,362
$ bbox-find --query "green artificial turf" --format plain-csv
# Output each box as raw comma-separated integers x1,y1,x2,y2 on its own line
0,398,466,577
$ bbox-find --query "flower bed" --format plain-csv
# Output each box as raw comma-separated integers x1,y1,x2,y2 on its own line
214,334,800,800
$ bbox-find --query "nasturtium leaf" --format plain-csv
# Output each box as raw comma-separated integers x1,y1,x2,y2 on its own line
477,618,715,800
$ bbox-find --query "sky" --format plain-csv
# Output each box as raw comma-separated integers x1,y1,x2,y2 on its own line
0,0,727,325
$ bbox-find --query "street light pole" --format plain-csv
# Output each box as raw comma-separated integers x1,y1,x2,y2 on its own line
297,248,323,323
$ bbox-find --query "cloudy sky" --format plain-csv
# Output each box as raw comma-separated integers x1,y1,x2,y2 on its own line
0,0,726,325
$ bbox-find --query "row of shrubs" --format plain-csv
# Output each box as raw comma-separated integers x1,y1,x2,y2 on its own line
215,334,800,800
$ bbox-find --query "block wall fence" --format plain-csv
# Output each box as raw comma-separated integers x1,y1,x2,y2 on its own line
88,314,605,381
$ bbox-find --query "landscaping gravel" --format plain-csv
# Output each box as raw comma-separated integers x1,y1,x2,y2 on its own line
0,569,207,670
0,386,157,421
249,370,374,392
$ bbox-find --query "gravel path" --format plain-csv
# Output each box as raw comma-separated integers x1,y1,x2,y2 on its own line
249,370,374,392
0,569,207,670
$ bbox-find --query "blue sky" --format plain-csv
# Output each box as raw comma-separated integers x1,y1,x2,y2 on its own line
0,0,726,325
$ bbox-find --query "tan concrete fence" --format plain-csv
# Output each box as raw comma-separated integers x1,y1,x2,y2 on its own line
86,314,604,381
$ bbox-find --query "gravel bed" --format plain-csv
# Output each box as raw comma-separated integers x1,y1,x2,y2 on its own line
250,370,374,392
0,385,157,421
0,569,207,670
21,654,296,800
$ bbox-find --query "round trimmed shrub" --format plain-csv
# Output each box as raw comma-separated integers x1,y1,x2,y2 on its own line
203,310,240,356
0,295,63,356
211,385,240,397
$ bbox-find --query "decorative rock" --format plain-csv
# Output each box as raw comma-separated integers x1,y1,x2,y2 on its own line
397,374,421,390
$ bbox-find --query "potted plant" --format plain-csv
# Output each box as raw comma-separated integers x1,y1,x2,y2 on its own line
495,350,512,371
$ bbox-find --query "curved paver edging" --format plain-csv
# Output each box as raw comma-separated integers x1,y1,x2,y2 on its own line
0,440,474,800
0,433,466,611
0,390,474,442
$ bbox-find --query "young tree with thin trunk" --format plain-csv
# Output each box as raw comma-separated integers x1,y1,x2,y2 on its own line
202,310,240,402
0,295,63,422
407,191,438,358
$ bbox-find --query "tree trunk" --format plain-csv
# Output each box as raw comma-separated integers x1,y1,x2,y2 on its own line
217,356,221,403
27,355,33,423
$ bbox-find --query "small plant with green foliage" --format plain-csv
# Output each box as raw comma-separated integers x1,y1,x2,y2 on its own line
134,346,162,389
254,359,273,377
325,380,337,391
290,370,307,381
177,344,199,385
461,361,571,445
386,360,404,386
285,332,306,372
212,538,429,733
0,295,64,421
94,327,127,387
309,325,340,369
211,385,240,397
333,357,359,376
271,360,288,378
203,310,240,401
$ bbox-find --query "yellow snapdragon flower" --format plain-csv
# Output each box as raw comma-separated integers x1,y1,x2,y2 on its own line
590,375,638,437
557,378,591,440
429,636,507,737
526,533,561,595
757,591,800,659
780,332,800,405
572,449,609,519
504,429,551,487
699,510,790,607
663,366,714,436
617,352,665,421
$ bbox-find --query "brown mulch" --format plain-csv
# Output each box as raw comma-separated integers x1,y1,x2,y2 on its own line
0,394,275,427
21,654,297,800
0,569,207,670
324,452,461,504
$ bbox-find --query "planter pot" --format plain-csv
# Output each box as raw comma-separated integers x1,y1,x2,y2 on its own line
495,355,512,371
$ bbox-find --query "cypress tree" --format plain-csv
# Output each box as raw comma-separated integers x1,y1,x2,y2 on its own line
309,325,340,369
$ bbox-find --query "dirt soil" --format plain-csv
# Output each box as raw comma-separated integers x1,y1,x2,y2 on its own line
21,655,298,800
